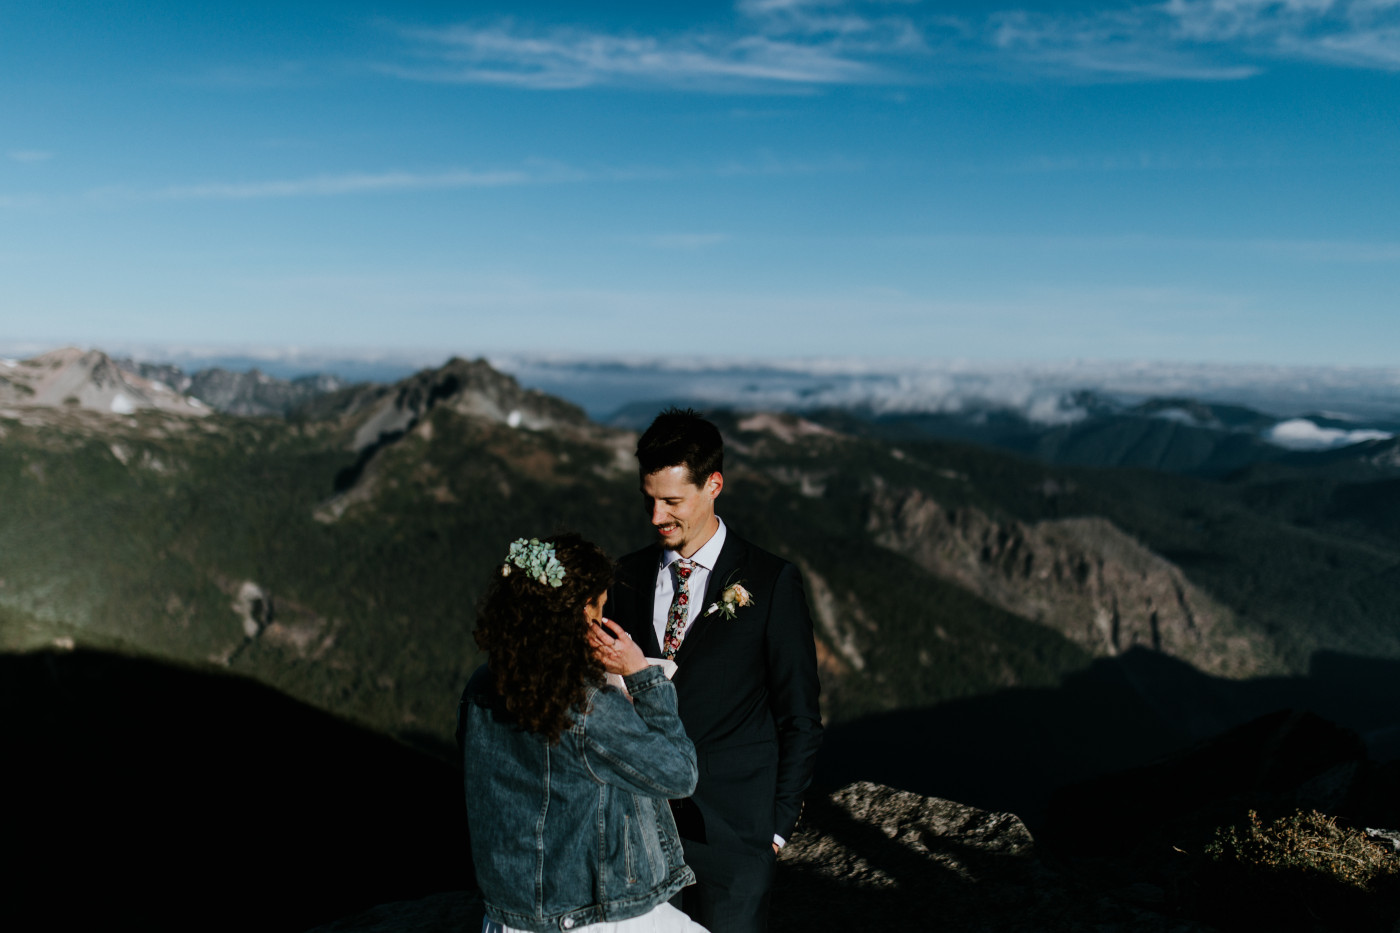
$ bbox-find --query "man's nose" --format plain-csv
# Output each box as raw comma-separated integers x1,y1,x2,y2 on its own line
651,503,667,525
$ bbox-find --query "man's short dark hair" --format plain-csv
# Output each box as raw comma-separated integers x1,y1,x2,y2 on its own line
636,407,723,486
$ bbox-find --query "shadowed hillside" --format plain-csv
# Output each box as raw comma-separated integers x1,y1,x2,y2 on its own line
1,648,467,932
818,647,1400,828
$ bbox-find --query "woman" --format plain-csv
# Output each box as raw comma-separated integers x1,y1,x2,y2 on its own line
458,533,707,933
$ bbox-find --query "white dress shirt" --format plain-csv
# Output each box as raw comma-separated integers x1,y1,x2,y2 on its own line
651,517,727,651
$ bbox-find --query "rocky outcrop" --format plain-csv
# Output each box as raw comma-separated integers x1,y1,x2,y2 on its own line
317,772,1395,930
0,348,207,416
771,782,1039,930
348,357,592,453
189,368,348,416
311,782,1219,932
864,478,1276,678
213,577,342,666
736,411,839,445
115,357,354,416
231,580,272,638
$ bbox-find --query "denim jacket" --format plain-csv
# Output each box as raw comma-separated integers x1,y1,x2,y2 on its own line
458,663,698,932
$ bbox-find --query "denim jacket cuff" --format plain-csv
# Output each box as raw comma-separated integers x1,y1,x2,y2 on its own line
621,663,668,694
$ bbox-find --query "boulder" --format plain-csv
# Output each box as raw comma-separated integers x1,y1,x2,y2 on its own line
311,782,1216,933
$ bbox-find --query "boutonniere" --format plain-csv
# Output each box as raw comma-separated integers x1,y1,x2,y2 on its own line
705,580,755,620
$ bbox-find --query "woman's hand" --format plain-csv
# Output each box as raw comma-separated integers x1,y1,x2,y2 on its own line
589,618,648,677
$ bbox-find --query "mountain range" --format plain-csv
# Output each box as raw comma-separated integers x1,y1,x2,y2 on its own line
3,346,1399,927
5,346,1397,737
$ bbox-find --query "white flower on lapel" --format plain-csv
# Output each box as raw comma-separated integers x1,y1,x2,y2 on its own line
705,582,754,620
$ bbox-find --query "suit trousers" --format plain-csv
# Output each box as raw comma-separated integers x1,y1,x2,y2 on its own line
672,838,775,933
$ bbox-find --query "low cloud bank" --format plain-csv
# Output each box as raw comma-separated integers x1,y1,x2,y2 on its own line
493,356,1400,426
12,344,1400,442
1263,419,1394,451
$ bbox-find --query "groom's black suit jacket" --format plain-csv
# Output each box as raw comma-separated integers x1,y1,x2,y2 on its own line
609,530,823,856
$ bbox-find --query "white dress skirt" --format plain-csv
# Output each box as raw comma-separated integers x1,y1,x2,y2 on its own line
482,902,709,933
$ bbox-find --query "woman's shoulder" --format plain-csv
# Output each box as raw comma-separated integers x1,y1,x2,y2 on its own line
462,664,497,701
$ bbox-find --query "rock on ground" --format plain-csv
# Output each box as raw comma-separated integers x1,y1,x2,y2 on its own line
310,781,1216,933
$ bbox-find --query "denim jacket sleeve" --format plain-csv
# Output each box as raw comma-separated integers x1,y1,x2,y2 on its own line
578,664,698,799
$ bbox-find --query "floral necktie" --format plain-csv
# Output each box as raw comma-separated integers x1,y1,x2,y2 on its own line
661,558,694,660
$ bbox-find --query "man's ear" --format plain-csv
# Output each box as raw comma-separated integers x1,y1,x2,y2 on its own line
706,471,723,500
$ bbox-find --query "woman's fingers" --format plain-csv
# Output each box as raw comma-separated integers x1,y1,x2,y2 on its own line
588,619,623,650
589,618,647,676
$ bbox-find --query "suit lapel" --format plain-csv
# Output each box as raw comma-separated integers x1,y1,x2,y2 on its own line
674,533,747,666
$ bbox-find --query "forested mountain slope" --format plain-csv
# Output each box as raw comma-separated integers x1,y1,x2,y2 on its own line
2,353,1396,797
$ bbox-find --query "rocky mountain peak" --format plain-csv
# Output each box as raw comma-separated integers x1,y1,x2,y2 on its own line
349,356,591,452
0,347,207,417
310,356,630,522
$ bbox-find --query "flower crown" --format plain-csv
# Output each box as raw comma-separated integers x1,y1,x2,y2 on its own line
502,537,566,588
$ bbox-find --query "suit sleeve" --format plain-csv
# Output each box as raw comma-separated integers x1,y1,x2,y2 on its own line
766,561,824,842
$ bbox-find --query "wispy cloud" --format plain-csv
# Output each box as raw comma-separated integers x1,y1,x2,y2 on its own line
51,155,851,207
380,1,925,90
986,8,1263,80
986,0,1400,80
1167,0,1400,71
737,0,927,52
91,166,548,203
381,25,883,89
376,0,1400,91
8,150,54,163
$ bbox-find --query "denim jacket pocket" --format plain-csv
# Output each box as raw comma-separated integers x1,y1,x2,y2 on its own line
618,798,666,887
636,797,665,884
623,812,636,884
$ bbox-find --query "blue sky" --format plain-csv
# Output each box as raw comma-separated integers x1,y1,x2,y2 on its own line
2,0,1397,365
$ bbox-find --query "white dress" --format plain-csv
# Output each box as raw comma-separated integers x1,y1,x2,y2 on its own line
482,901,709,933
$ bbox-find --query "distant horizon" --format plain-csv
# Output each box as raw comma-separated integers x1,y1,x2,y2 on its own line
7,338,1400,377
7,339,1400,425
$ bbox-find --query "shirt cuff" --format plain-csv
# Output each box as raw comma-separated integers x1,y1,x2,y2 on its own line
772,834,786,849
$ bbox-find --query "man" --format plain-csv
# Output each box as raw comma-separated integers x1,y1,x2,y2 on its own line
608,408,823,933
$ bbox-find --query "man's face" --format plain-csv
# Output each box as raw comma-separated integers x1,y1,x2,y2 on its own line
641,465,722,558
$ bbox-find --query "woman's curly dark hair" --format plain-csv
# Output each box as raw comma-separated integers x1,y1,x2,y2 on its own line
473,533,613,745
